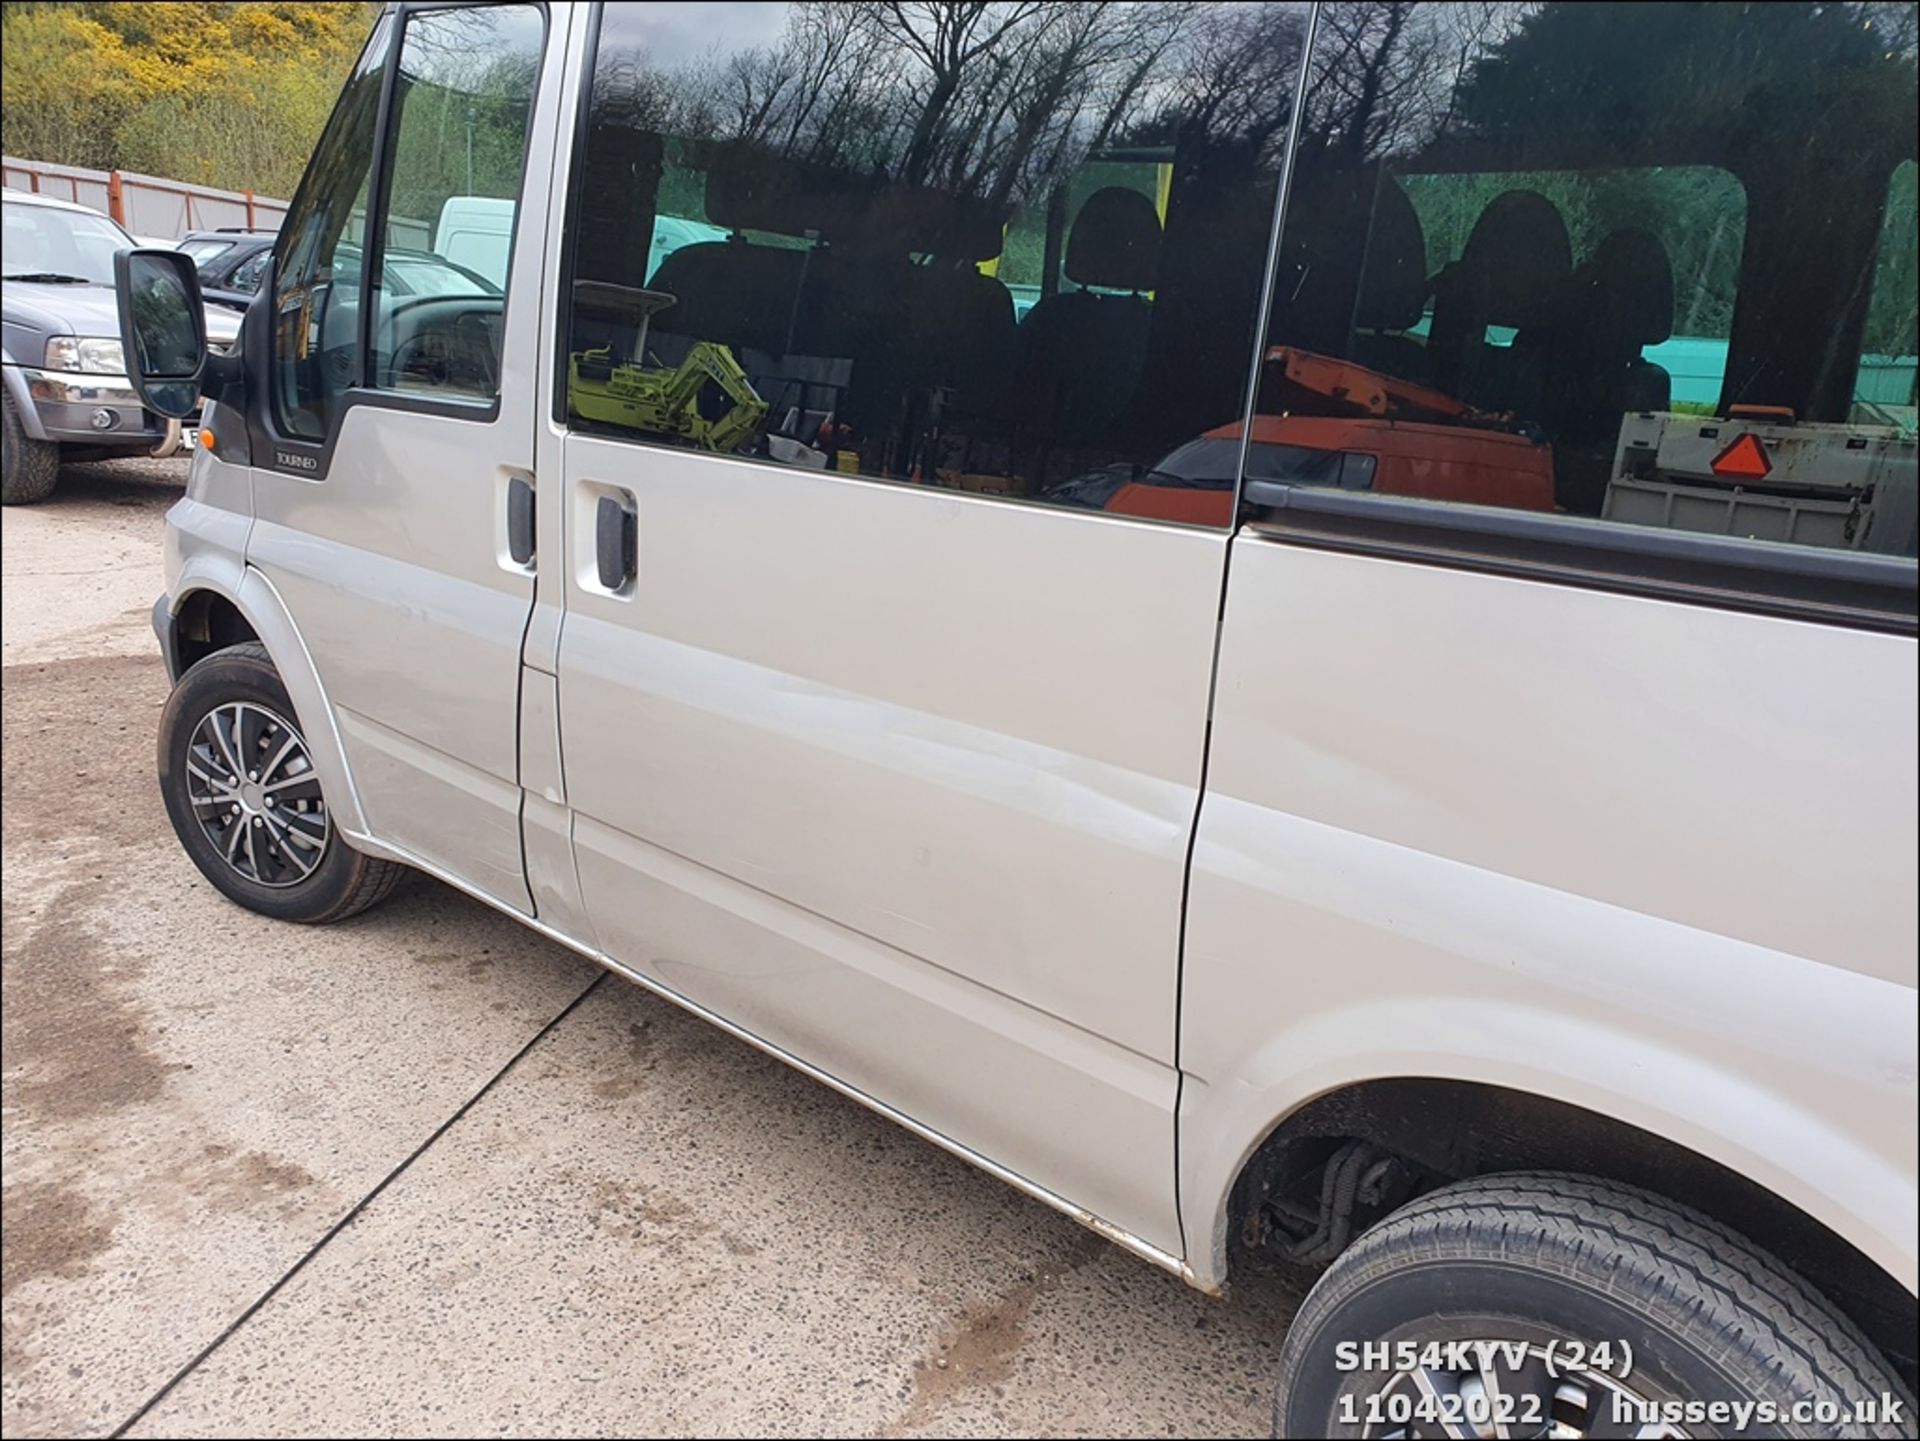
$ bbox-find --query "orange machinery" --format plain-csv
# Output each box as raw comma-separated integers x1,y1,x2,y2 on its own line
1107,346,1558,525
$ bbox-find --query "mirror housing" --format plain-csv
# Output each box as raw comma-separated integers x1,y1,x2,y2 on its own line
114,248,209,419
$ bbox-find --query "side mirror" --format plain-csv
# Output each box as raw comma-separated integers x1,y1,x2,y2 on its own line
114,248,208,419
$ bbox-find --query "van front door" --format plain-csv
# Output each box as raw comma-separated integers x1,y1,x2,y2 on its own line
545,1,1304,1255
245,4,558,908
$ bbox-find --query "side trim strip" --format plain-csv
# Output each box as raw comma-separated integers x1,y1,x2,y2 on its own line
1241,481,1919,635
340,824,1205,1291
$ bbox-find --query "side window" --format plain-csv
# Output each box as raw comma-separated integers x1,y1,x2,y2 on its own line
180,238,234,271
1396,166,1747,421
560,2,1312,528
230,249,271,295
1265,1,1918,562
366,4,543,401
1854,159,1917,424
271,15,392,442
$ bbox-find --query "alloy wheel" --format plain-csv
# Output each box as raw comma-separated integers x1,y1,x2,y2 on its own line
184,701,330,887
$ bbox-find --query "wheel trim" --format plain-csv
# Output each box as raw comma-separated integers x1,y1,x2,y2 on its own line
1370,1338,1686,1439
185,701,329,889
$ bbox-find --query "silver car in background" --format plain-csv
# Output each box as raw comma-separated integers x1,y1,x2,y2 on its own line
2,190,239,503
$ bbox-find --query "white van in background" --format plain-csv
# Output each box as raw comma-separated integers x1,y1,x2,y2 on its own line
434,195,515,290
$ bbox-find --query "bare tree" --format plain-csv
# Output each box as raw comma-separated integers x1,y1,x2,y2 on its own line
1151,3,1307,163
1301,2,1436,161
693,0,1200,212
780,4,884,153
1427,1,1533,142
854,1,1049,185
719,45,794,143
958,2,1193,208
1857,0,1919,58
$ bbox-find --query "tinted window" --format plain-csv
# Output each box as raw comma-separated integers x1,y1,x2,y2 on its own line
180,238,236,270
1856,158,1917,422
229,248,271,295
367,4,541,400
1396,165,1747,415
271,15,393,441
386,251,503,299
1258,1,1918,560
562,1,1311,527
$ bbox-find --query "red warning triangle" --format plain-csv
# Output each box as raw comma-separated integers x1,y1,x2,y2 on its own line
1710,432,1771,479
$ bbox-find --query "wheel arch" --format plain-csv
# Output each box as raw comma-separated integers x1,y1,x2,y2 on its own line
2,357,53,441
170,587,262,676
159,571,368,836
1209,1073,1919,1395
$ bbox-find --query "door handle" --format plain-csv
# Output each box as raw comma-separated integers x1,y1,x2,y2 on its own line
595,494,636,590
507,475,535,565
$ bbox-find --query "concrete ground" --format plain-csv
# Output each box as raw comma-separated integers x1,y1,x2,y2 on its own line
1,457,1302,1438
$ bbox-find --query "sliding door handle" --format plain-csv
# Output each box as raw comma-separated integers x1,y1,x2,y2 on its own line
506,475,535,565
595,494,636,590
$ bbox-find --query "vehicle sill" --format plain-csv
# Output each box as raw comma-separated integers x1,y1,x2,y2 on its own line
341,825,1205,1291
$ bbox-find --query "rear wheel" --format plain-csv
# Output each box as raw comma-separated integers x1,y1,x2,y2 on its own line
1273,1171,1915,1439
158,642,407,922
2,392,60,504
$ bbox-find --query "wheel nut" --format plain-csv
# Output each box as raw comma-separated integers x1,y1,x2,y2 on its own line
265,796,275,808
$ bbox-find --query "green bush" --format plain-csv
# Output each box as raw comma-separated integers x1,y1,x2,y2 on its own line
1,1,376,198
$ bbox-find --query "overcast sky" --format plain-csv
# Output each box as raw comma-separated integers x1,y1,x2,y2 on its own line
628,1,792,66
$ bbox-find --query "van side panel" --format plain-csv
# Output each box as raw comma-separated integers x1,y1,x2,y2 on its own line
556,438,1227,1252
1179,536,1920,1291
244,1,567,914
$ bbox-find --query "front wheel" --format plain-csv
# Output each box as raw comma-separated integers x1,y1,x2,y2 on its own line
1273,1171,1915,1439
158,642,407,922
2,392,61,504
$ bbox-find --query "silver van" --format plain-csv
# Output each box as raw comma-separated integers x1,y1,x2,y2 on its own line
117,2,1917,1434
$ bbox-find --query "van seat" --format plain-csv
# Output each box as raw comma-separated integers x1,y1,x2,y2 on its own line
1549,227,1678,513
1429,190,1571,414
1348,178,1432,384
649,239,810,356
1013,186,1163,448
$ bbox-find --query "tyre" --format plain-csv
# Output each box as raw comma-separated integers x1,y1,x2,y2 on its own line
158,642,407,923
2,391,61,504
1273,1171,1915,1439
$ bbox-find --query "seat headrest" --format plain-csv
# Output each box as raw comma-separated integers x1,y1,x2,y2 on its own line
862,185,1006,262
1065,186,1161,292
1461,190,1571,329
705,145,868,240
702,144,1006,260
1355,178,1427,331
1579,228,1674,346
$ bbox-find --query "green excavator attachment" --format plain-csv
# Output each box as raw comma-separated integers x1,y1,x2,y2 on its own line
569,339,768,455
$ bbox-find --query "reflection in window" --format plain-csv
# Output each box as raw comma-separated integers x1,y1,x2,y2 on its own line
272,16,392,441
368,4,542,401
1854,159,1917,428
1262,0,1917,560
1397,166,1746,417
180,238,236,270
230,249,271,295
562,0,1310,528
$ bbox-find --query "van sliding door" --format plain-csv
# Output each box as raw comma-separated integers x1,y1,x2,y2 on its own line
542,0,1312,1254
